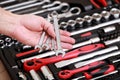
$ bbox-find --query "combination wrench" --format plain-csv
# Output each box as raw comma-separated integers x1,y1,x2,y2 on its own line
3,0,38,10
31,3,70,15
0,0,16,5
51,11,65,57
42,1,61,9
9,0,51,12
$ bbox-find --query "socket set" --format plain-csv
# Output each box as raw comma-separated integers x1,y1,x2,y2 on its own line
1,0,120,80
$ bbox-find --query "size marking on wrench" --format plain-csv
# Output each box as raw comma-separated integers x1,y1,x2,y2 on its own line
51,11,65,57
35,32,45,52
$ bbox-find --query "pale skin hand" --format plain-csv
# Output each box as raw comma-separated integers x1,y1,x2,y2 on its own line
0,8,75,49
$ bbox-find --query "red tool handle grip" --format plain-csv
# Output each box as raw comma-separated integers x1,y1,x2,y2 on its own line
58,61,106,79
23,43,105,71
16,48,39,58
84,65,115,79
90,0,108,8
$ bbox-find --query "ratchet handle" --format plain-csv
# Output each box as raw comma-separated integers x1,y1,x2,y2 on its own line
23,43,105,71
58,61,106,79
84,65,115,79
16,48,39,58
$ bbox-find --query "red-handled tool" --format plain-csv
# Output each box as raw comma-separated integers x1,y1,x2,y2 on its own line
90,0,108,8
58,61,107,79
16,48,40,58
84,65,115,79
23,43,105,71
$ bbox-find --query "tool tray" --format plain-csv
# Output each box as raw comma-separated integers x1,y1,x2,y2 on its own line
1,0,120,80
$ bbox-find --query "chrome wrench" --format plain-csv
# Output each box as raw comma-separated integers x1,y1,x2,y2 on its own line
42,37,51,50
4,0,38,10
51,11,65,57
31,3,70,15
35,32,45,52
42,1,61,9
57,7,81,19
9,0,51,12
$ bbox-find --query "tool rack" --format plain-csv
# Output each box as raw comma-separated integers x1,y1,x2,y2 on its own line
1,0,120,80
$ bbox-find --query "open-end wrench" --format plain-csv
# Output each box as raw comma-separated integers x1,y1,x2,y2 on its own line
42,1,61,9
58,61,106,79
4,0,38,10
31,3,70,15
51,11,65,57
23,43,105,71
42,37,51,51
35,32,46,52
9,0,51,12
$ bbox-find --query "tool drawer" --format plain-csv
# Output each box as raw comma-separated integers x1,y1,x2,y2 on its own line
1,0,120,80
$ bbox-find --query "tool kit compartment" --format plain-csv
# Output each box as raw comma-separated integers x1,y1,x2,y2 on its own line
1,0,120,80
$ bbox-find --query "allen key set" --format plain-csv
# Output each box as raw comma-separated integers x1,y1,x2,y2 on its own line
2,0,120,80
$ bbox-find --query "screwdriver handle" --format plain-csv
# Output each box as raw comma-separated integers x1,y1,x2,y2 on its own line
84,65,115,79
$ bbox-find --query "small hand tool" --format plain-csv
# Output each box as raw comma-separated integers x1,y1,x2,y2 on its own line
0,0,16,5
35,32,46,52
83,65,115,79
101,11,110,20
55,46,118,68
29,69,42,80
42,1,61,9
58,61,106,79
74,50,120,68
110,8,120,19
42,37,51,51
9,0,51,12
71,16,120,36
31,3,70,15
4,0,38,10
51,11,65,57
23,43,104,71
57,7,81,19
41,66,55,80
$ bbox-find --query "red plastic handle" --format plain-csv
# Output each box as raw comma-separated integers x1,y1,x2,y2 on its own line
90,0,108,8
58,61,106,79
23,43,105,71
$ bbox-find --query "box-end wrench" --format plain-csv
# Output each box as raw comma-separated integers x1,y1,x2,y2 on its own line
35,32,46,52
23,43,105,71
51,11,65,57
57,7,81,19
55,46,118,68
9,0,51,12
42,1,61,9
31,3,70,15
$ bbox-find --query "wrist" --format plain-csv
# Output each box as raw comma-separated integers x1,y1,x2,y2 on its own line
0,8,19,37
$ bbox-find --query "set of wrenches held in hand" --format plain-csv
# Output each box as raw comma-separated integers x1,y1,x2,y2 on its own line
35,11,65,57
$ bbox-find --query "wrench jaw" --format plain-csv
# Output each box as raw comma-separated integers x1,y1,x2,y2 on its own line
42,44,50,51
34,45,43,53
55,50,66,57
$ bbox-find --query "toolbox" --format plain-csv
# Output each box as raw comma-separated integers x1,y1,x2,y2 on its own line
1,0,120,80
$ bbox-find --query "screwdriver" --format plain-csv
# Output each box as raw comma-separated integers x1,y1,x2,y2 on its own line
58,61,107,79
